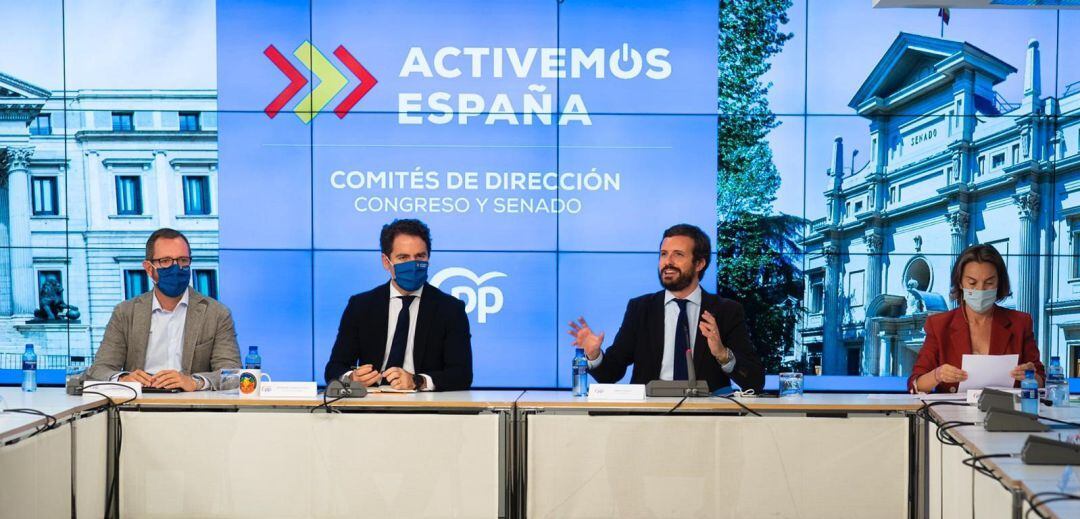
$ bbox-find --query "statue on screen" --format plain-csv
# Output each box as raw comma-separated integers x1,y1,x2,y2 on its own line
904,279,924,315
33,278,81,321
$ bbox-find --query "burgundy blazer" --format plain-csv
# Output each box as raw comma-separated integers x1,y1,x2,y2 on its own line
909,305,1045,393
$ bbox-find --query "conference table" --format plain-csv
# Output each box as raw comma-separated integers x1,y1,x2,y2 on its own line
2,387,1077,518
114,390,521,518
0,387,109,518
516,392,919,518
109,390,926,518
926,401,1080,519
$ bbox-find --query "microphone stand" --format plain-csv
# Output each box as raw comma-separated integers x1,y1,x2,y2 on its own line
644,315,710,397
684,322,706,397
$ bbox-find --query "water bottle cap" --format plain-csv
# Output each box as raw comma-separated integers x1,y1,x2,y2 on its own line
249,346,258,352
24,344,34,351
1025,369,1035,378
575,347,584,355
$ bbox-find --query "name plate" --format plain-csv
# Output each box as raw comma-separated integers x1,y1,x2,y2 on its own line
588,383,646,401
83,381,142,399
259,381,317,398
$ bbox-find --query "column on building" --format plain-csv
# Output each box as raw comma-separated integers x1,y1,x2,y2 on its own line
867,117,889,212
6,147,38,315
1021,39,1041,115
864,229,883,305
0,148,11,316
1048,99,1064,161
954,70,977,144
946,209,970,309
1019,40,1043,166
861,229,884,377
154,150,171,227
1015,191,1040,331
84,151,105,227
823,241,844,375
951,69,977,185
822,137,846,375
869,118,889,175
947,209,970,260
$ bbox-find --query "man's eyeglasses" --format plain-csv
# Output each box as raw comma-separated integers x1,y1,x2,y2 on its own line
150,256,192,268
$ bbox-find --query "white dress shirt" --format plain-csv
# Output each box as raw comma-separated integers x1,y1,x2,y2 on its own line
589,286,736,378
114,290,210,389
343,284,434,390
144,290,189,374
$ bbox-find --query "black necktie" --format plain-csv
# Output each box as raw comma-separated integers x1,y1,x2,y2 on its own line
384,295,416,371
673,298,690,381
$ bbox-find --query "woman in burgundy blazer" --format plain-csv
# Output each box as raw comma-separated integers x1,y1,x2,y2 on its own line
909,244,1045,394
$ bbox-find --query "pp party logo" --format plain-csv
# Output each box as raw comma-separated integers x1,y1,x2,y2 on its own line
429,267,507,324
264,41,377,123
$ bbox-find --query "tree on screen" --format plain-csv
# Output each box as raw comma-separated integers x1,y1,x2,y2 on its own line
715,0,806,373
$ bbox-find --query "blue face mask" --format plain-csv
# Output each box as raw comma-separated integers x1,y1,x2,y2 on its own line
154,264,191,298
392,260,428,292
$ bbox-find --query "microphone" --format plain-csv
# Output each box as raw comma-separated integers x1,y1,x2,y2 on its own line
326,378,368,398
644,309,711,398
683,319,701,397
66,371,86,395
685,348,701,396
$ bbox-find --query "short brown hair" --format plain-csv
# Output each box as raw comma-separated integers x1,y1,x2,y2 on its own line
379,219,431,256
949,243,1010,302
145,228,191,261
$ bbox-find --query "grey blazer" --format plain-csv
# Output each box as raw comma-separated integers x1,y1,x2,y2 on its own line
87,287,241,389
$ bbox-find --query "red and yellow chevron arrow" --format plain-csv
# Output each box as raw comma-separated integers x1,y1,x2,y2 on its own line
332,46,378,119
263,45,307,119
264,41,378,123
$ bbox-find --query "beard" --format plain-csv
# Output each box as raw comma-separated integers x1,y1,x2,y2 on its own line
658,264,695,292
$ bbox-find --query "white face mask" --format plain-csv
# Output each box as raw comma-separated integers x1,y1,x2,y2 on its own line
963,288,996,314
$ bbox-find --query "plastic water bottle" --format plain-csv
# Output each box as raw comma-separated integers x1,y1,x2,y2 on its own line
572,348,589,397
1046,356,1068,407
244,346,262,369
1020,369,1039,415
21,343,37,392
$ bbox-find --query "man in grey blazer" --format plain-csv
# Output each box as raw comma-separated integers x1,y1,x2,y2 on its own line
87,228,241,391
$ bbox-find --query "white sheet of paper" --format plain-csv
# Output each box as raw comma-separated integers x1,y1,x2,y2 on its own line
367,386,417,393
866,393,921,400
919,393,968,402
958,354,1018,392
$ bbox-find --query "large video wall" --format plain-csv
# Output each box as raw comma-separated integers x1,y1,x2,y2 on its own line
0,0,1076,388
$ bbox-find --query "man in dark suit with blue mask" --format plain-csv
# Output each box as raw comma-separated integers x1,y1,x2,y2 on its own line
325,219,473,391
